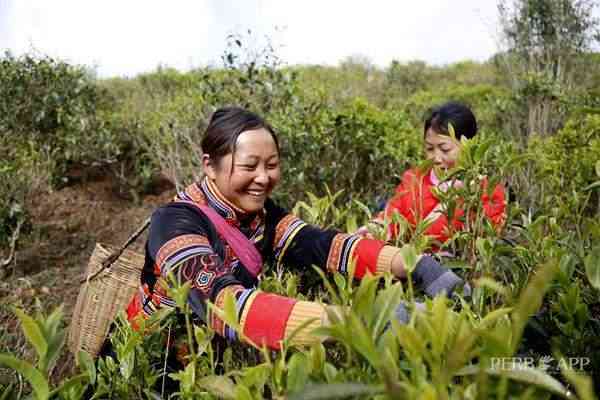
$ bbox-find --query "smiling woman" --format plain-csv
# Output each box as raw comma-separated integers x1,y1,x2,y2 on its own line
363,101,506,247
202,125,281,214
120,107,469,377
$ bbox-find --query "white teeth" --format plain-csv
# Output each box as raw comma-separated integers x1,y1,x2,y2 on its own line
247,190,265,196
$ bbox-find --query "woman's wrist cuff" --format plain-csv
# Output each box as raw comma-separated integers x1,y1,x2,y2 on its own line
376,245,401,274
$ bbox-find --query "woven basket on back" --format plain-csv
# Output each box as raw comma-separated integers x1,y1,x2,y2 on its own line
68,216,150,357
68,243,145,357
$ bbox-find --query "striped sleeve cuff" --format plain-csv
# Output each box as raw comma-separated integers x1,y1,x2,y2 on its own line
376,245,400,274
284,301,327,347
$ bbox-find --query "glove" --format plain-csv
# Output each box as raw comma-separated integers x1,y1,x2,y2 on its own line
394,301,426,324
412,256,470,298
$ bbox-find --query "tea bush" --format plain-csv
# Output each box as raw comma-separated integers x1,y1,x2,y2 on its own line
530,113,600,218
2,43,600,398
0,52,120,179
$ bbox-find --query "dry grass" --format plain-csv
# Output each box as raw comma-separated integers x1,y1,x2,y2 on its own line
0,170,174,385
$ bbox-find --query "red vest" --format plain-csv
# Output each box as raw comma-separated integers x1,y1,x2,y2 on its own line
383,168,506,245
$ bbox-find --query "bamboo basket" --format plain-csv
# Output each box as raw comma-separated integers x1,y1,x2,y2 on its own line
68,242,145,357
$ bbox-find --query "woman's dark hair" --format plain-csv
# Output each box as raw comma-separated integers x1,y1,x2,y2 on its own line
424,101,478,140
201,106,279,166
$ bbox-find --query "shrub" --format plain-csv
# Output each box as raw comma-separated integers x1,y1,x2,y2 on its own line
0,52,118,176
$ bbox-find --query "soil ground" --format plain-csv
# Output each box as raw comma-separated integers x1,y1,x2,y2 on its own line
0,170,175,385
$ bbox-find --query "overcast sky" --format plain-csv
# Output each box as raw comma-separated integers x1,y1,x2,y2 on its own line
0,1,503,77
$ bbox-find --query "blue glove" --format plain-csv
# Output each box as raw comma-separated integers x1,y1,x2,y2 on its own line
412,256,470,298
394,301,426,324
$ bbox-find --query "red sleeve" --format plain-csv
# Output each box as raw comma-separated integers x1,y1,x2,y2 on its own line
384,169,421,238
352,238,385,278
481,181,507,229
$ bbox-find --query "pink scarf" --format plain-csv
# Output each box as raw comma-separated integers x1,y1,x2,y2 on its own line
186,203,263,278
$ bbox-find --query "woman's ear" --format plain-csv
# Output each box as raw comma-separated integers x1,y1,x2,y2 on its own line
202,154,217,180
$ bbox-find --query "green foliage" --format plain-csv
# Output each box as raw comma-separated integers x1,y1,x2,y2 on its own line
3,27,600,398
497,0,600,137
100,68,206,192
0,305,95,399
0,52,97,138
525,113,600,221
272,97,419,206
0,138,49,246
0,52,118,173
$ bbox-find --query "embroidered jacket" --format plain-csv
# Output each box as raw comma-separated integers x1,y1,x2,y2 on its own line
377,168,506,245
126,177,400,350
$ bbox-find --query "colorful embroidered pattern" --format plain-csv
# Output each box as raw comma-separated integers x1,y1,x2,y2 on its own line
155,232,237,297
177,182,208,206
156,234,212,274
273,214,307,265
209,284,246,339
326,233,361,273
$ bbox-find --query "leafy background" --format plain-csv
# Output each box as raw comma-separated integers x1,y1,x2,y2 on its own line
1,0,600,398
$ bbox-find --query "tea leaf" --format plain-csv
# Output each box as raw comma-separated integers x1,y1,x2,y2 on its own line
372,283,403,336
448,122,457,140
352,274,379,318
511,261,559,352
446,316,478,371
560,366,597,400
347,313,379,367
234,385,253,400
196,375,236,399
393,323,427,362
52,373,90,398
77,350,96,384
223,290,240,331
475,277,508,297
398,244,418,274
475,238,492,260
583,181,600,191
310,343,326,374
42,305,63,341
287,352,311,394
312,265,342,305
288,383,382,400
480,307,513,328
13,307,48,363
584,246,600,290
241,363,270,390
323,362,338,382
0,354,49,400
456,365,570,398
43,328,65,377
430,296,449,354
333,272,346,292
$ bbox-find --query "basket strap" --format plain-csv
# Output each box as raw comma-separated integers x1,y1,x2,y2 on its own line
82,217,151,284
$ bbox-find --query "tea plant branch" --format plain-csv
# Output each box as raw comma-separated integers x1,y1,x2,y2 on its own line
1,217,23,270
161,324,172,399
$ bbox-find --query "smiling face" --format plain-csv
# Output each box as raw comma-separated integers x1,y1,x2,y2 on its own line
203,128,281,214
424,128,462,171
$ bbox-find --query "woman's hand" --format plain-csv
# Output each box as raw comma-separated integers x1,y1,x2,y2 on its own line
390,250,408,279
355,225,375,239
391,254,471,298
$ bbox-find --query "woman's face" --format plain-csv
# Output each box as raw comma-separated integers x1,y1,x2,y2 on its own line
204,128,281,214
424,128,462,171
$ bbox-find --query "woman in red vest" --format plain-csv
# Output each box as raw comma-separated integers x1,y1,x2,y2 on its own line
359,102,506,248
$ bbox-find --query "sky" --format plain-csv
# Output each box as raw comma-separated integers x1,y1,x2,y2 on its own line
0,0,503,78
